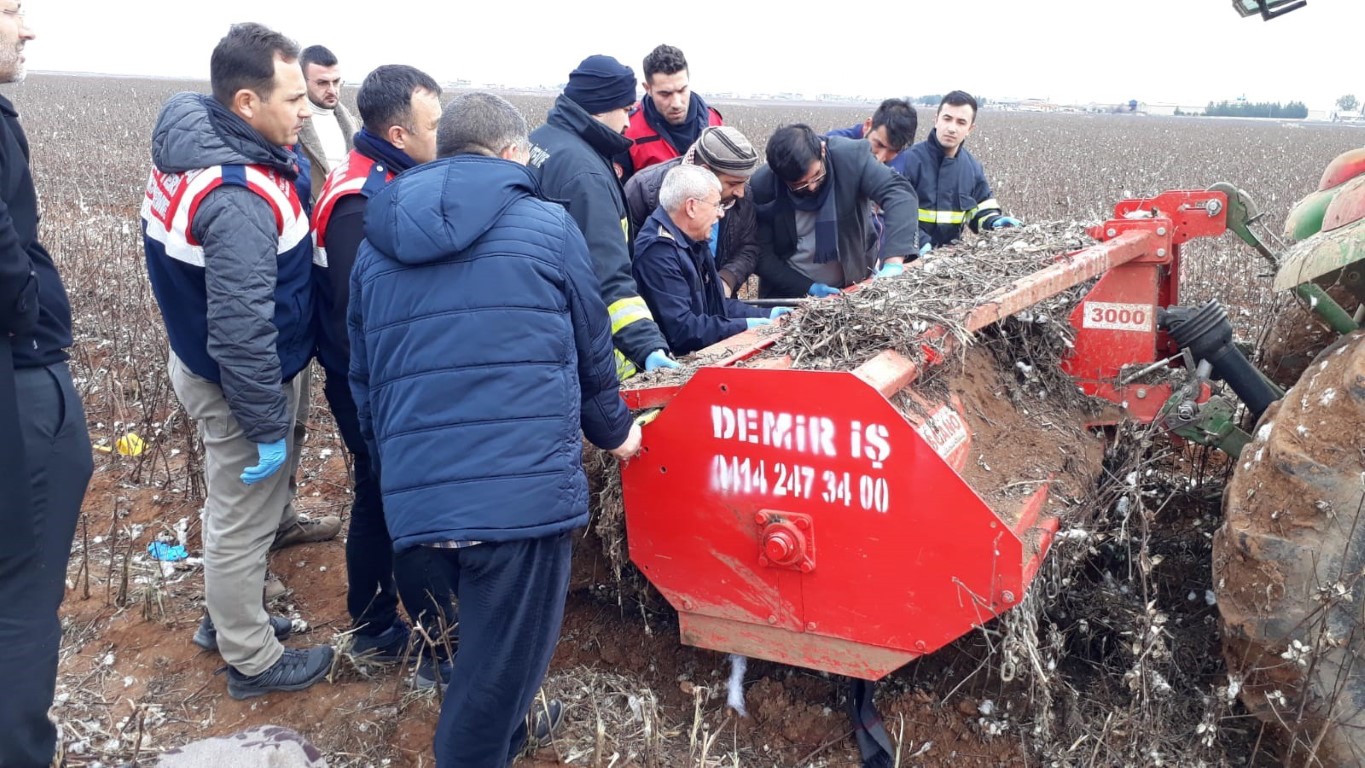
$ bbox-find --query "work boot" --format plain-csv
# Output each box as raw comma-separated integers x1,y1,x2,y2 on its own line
226,645,334,700
193,613,293,651
349,620,411,664
270,514,342,551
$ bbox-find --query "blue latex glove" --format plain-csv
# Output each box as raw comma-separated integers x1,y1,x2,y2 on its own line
991,216,1022,229
644,349,680,371
769,307,793,320
746,317,773,330
918,241,933,258
877,262,905,278
807,282,841,298
241,438,287,485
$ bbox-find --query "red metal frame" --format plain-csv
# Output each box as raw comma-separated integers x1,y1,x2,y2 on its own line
618,189,1230,680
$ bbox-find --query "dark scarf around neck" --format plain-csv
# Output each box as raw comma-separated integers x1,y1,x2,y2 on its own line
780,149,839,264
353,127,418,173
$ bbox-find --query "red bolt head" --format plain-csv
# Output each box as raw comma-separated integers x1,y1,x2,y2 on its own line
799,562,813,573
795,518,809,530
754,512,768,525
758,555,769,567
767,614,778,625
764,531,796,561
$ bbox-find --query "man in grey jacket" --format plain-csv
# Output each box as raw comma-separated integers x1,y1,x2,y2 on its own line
141,22,334,699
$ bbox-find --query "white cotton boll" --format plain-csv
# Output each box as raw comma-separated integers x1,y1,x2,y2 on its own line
726,654,748,717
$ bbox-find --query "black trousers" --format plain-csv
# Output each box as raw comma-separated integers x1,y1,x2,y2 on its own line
323,367,399,632
0,362,92,767
432,532,572,768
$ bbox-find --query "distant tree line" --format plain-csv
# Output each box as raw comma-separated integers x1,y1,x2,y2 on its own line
1203,100,1307,119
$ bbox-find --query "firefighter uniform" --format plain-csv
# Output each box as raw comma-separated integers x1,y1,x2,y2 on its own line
901,128,1005,247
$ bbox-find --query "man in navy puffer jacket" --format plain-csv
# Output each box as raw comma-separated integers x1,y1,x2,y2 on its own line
348,92,641,768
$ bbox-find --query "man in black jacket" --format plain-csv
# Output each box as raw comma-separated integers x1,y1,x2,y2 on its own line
0,7,95,765
624,125,759,297
528,55,678,378
311,65,452,678
751,126,919,299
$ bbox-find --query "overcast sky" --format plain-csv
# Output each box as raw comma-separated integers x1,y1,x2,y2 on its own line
22,1,1361,111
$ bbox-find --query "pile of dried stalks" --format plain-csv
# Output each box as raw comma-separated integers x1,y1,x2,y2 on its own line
775,220,1097,375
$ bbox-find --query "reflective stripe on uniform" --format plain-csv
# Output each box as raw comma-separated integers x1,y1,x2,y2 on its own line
965,197,1001,225
918,208,966,225
607,296,654,335
615,349,639,381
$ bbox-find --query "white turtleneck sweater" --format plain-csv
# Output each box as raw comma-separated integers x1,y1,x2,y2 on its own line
309,102,348,171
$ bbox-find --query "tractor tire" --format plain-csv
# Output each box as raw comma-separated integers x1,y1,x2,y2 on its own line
1215,329,1365,765
1257,285,1360,388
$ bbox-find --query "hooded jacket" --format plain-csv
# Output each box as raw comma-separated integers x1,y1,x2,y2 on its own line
633,206,766,355
141,93,314,443
901,128,1003,246
348,155,631,549
623,156,758,293
751,136,919,299
529,95,669,378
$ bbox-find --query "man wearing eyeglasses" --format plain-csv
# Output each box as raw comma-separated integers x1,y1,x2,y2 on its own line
633,164,781,355
0,4,95,765
751,126,919,299
624,125,760,298
296,44,355,203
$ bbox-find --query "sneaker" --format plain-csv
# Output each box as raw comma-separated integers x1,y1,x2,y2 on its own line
349,620,411,664
264,571,288,601
414,656,453,692
226,645,334,700
193,613,292,652
527,699,564,746
271,514,342,551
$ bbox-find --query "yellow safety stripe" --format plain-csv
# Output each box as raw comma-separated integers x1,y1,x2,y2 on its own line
607,296,654,335
966,198,1001,224
615,349,639,381
918,208,966,225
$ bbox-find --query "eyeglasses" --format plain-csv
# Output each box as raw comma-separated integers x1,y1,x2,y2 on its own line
1,7,24,19
692,197,725,211
787,165,826,193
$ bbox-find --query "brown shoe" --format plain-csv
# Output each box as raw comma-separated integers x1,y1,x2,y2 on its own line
271,514,342,551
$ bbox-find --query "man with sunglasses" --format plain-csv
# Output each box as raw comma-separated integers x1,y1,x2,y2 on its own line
296,44,356,202
751,125,919,299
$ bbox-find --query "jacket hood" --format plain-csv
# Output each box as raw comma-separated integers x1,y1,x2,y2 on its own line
364,155,542,265
546,94,633,159
151,92,298,175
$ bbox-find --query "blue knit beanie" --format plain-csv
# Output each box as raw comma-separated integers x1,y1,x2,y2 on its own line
563,55,637,115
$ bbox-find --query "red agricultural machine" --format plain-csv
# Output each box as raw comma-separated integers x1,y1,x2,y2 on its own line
614,152,1365,763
